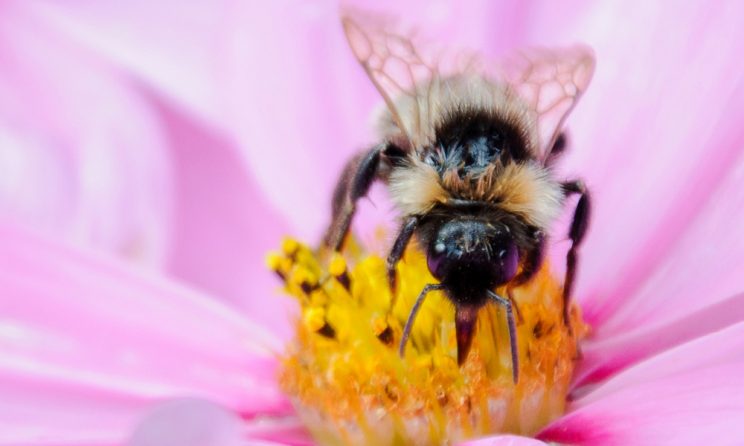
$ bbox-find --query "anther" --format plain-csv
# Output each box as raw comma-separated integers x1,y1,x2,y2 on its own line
281,237,300,258
265,252,286,281
329,253,351,290
373,316,393,345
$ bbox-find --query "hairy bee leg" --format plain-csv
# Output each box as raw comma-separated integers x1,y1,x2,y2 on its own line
324,145,384,251
399,283,444,358
386,216,419,293
487,290,519,383
561,180,591,333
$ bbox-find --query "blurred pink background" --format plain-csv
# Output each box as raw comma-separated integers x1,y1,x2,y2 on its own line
3,1,744,444
3,1,743,338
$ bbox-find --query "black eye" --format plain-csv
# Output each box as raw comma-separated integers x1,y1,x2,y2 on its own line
490,237,519,284
427,240,453,281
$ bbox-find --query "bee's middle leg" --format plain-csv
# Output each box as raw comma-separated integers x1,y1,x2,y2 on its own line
561,180,591,332
324,145,384,251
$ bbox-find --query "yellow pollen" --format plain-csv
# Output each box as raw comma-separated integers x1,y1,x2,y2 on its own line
371,315,389,337
304,307,327,332
265,251,283,271
281,237,300,256
272,238,588,446
292,267,318,288
328,252,347,276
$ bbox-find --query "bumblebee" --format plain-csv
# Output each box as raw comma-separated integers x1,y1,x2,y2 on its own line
325,16,594,382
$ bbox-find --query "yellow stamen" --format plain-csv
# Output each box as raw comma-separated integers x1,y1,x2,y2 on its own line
304,307,327,332
272,238,588,445
328,252,347,276
265,251,283,271
282,237,300,256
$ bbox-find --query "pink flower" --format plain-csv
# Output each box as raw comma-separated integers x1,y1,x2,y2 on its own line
2,1,744,445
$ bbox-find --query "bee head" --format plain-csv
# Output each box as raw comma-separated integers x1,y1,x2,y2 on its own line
426,218,518,295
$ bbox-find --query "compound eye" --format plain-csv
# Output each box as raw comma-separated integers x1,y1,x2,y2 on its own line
492,239,519,284
426,240,451,281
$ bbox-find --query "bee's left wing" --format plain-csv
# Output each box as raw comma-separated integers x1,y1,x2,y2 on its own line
500,46,595,164
342,13,481,150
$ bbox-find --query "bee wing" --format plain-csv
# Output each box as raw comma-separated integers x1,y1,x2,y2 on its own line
343,13,594,161
342,14,479,150
501,46,596,163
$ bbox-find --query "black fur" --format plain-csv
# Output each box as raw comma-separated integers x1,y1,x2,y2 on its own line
323,108,590,381
425,108,529,177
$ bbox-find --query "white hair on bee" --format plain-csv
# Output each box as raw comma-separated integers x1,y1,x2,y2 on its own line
375,74,539,156
388,158,447,215
389,157,562,230
381,74,560,230
484,162,563,230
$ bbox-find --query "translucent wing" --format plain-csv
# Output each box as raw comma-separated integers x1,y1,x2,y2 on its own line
501,46,595,163
342,13,594,162
342,14,481,150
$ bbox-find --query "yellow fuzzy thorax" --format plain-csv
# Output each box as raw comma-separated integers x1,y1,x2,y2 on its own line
268,237,587,445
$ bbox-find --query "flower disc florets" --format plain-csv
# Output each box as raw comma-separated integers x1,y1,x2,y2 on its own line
268,238,587,445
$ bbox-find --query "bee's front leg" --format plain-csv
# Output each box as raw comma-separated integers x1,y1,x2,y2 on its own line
561,180,591,333
324,145,385,251
386,216,419,293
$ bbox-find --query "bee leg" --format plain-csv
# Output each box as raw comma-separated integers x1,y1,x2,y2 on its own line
386,216,419,293
487,290,519,383
324,145,384,251
561,180,591,334
399,283,444,358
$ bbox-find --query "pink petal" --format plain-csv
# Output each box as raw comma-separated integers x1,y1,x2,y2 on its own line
458,434,547,445
592,132,744,334
0,2,174,267
540,321,744,446
549,2,744,331
574,291,744,388
128,398,306,446
0,224,291,444
22,1,744,343
23,0,549,241
1,2,296,331
151,94,294,338
21,0,367,241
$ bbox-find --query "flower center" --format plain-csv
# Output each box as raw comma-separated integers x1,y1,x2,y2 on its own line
268,237,587,445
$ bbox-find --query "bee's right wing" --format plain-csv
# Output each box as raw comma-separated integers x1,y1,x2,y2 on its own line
499,46,595,164
343,12,594,163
